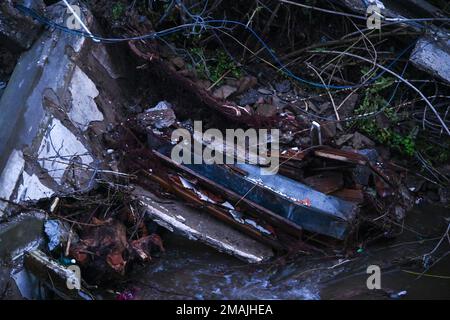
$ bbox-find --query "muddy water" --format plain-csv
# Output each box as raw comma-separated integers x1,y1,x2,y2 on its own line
122,204,450,300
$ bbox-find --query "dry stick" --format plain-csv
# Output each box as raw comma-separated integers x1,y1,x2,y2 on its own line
207,69,231,91
402,270,450,280
279,29,417,66
277,0,367,20
306,63,340,121
319,50,450,136
319,27,377,78
321,26,376,100
336,26,379,112
243,3,281,62
216,29,280,71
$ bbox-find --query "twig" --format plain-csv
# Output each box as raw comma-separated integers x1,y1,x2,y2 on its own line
318,50,450,136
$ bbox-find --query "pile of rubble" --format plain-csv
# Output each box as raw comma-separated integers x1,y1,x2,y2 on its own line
0,0,448,300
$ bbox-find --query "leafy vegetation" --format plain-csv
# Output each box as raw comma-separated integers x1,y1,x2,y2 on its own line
189,48,242,84
111,2,125,20
354,75,416,156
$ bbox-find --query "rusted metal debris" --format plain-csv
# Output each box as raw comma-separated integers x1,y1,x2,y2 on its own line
114,106,414,257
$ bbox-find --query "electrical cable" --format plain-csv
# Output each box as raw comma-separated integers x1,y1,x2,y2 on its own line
15,3,414,91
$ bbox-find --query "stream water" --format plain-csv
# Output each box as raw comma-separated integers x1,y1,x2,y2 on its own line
119,203,450,300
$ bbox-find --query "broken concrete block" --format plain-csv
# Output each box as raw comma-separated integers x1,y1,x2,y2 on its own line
0,2,127,216
24,250,91,300
68,66,104,131
134,187,274,263
0,150,25,214
37,117,94,185
0,213,44,260
411,37,450,83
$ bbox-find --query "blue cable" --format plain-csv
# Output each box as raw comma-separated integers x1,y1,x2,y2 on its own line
15,4,412,90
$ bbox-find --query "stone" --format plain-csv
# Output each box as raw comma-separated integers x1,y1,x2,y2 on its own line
138,101,176,129
256,104,278,117
68,66,104,131
257,88,272,95
322,121,337,139
170,56,185,70
213,85,237,100
237,76,257,93
338,93,358,119
274,80,291,93
239,89,260,106
352,149,379,186
352,132,375,149
411,37,450,84
335,133,353,147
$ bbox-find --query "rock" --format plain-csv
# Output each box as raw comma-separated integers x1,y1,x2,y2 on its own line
138,101,176,129
306,101,320,114
376,112,391,129
335,133,353,147
239,89,260,105
237,76,257,93
213,85,237,100
274,80,291,93
170,56,185,70
195,79,212,91
257,88,272,95
322,121,337,139
271,95,286,110
317,102,331,115
338,93,358,119
411,37,450,84
352,132,375,149
255,104,277,117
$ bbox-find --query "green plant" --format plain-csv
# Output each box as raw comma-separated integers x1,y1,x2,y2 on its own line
354,75,417,156
112,2,125,21
211,50,242,82
189,48,242,84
